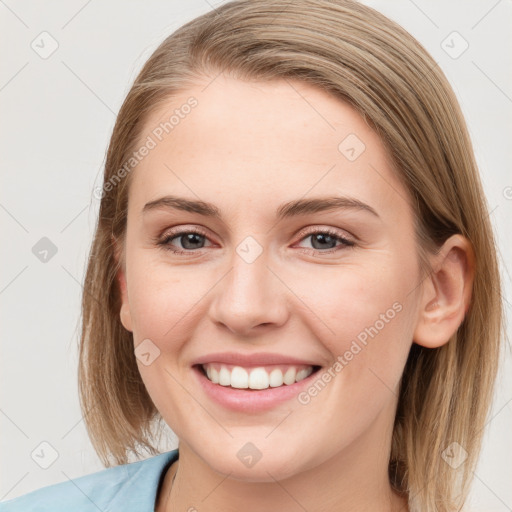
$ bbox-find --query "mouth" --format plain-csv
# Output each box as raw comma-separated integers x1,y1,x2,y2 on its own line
196,363,322,390
192,362,322,412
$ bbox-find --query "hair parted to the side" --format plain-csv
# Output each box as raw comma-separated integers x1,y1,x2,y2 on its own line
78,1,503,510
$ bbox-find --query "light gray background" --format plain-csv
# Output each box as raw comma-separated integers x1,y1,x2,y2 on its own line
1,0,511,509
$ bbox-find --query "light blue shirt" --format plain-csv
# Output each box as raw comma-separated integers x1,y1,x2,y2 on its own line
0,448,179,511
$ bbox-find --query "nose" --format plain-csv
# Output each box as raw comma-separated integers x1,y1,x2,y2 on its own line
208,246,289,337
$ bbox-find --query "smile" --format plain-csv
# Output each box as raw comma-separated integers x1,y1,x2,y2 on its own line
193,361,322,412
201,363,317,390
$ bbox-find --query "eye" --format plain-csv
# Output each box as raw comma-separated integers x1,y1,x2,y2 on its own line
156,226,355,256
295,227,355,254
157,227,212,255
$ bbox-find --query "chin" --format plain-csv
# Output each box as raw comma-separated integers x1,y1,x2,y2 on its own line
196,441,310,483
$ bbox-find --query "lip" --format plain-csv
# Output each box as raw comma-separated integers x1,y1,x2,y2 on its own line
192,351,321,367
192,363,321,413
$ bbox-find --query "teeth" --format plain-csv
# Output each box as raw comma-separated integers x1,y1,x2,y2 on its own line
248,367,269,389
231,366,249,389
219,366,231,386
283,367,296,385
202,363,314,390
269,368,283,387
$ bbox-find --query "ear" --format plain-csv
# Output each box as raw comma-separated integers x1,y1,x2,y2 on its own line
413,234,475,348
112,234,133,332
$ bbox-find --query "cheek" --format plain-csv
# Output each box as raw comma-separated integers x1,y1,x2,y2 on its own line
127,263,203,419
126,253,204,340
293,253,417,377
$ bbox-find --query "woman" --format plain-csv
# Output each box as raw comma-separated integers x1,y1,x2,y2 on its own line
1,0,503,511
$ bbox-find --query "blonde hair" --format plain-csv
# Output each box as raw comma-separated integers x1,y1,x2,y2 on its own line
78,1,503,510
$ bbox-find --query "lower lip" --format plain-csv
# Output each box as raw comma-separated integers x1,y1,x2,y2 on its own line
192,365,320,413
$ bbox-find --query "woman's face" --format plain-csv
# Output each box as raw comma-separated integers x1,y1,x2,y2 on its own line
117,74,424,481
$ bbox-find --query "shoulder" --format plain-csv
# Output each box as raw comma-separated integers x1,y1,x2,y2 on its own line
0,449,178,512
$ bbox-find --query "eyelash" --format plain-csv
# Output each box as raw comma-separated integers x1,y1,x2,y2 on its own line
156,226,355,256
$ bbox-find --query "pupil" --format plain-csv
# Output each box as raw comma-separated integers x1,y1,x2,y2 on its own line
312,233,335,250
182,233,203,250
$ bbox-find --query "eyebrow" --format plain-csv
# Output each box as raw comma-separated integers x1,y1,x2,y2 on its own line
142,195,380,220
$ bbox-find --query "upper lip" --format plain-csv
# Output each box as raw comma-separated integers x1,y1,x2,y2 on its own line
192,352,321,367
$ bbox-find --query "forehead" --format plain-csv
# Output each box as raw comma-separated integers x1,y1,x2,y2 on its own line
128,75,411,221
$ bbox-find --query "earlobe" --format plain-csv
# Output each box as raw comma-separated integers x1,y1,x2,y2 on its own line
117,269,133,332
112,235,133,333
120,301,133,332
413,234,474,349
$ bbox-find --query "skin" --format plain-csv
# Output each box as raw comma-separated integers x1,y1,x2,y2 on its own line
115,74,474,512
